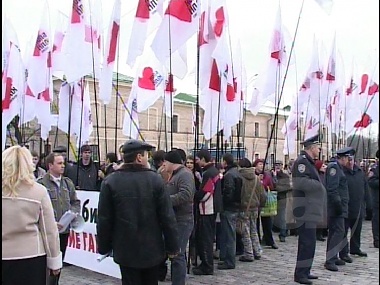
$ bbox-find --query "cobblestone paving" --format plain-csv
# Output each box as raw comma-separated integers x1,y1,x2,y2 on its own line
61,220,379,284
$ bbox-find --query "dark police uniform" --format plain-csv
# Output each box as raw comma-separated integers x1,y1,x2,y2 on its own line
324,147,353,271
368,150,379,248
292,135,326,284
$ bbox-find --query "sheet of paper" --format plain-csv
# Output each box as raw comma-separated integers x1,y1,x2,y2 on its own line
58,210,77,233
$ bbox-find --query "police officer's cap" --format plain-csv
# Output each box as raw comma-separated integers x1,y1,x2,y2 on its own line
122,139,155,154
53,145,67,153
274,160,283,165
302,134,320,148
336,146,355,157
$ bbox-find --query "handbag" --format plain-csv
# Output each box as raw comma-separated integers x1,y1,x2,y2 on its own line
236,177,258,235
260,188,277,217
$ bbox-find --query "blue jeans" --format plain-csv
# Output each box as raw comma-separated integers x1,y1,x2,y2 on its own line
171,218,194,285
219,211,238,268
274,192,288,238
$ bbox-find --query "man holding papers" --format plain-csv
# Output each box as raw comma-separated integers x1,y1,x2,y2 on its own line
38,152,81,285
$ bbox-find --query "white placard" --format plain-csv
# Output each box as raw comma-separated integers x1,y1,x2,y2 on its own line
64,191,121,279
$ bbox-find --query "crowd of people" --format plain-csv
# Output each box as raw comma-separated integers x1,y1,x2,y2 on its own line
2,137,379,285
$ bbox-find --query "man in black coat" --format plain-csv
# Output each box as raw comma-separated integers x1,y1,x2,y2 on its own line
324,147,354,272
368,150,379,248
292,135,327,285
97,139,179,285
218,153,243,270
339,154,368,262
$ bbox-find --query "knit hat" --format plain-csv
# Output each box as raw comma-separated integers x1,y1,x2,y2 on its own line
253,159,264,167
164,150,182,164
314,160,323,171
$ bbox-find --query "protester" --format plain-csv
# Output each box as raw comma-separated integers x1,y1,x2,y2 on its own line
30,149,47,180
38,152,81,285
97,139,179,285
2,146,62,285
253,158,278,249
218,153,243,270
163,150,195,285
238,158,266,262
70,145,102,191
192,149,223,275
272,160,291,242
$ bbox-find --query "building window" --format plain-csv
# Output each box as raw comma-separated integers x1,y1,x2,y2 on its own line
172,115,179,133
254,122,260,137
270,153,275,167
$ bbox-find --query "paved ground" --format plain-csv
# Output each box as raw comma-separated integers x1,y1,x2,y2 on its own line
61,220,379,284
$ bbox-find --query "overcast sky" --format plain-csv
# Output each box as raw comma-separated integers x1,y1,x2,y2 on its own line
4,0,379,105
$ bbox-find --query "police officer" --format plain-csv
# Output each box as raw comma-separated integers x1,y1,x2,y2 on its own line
97,139,179,285
368,149,379,248
292,135,327,285
324,147,354,272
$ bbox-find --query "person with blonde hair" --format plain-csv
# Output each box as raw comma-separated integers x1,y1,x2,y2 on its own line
2,145,62,285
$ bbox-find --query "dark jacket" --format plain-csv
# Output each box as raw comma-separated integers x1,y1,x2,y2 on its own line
368,164,379,209
68,159,101,191
166,166,195,221
273,171,291,193
292,151,327,223
222,165,243,212
97,164,179,268
194,163,223,215
239,167,266,212
344,164,368,219
325,159,349,218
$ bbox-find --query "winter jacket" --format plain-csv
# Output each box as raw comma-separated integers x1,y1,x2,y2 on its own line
194,163,223,215
222,165,243,212
344,164,368,219
97,164,179,268
166,166,195,221
2,182,62,270
239,167,266,213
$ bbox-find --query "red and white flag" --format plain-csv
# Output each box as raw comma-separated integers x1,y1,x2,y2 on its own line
132,51,166,112
249,7,288,115
63,0,102,83
163,73,176,117
151,0,199,65
2,19,25,150
51,11,69,78
126,0,164,68
99,0,121,104
281,111,298,155
122,89,140,139
26,3,52,96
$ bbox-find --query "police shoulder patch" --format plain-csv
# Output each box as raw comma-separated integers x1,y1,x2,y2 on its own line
298,164,306,173
329,168,336,176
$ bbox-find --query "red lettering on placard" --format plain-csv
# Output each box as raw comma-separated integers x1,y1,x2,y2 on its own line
82,232,88,251
75,233,81,249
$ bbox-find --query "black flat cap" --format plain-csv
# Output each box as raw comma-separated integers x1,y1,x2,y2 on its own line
53,145,67,153
122,139,154,154
336,147,355,157
302,134,320,148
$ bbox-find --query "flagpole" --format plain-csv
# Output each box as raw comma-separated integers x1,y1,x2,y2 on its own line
167,3,174,150
262,0,305,171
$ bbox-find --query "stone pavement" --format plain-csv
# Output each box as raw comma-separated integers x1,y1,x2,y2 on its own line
61,220,379,285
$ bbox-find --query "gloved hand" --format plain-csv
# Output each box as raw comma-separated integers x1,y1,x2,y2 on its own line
334,201,343,216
